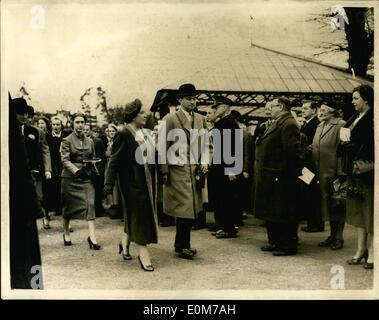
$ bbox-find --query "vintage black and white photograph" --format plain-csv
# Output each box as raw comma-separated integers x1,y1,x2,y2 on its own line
1,0,377,300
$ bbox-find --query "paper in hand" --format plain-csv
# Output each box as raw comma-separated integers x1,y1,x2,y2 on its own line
298,167,315,185
339,127,351,142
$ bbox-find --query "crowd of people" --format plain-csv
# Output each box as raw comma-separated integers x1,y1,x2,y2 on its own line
10,82,374,273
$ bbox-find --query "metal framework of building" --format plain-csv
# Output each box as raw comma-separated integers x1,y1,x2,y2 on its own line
150,44,373,121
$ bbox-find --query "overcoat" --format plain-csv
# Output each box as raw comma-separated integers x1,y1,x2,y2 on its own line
105,126,158,245
311,118,345,221
344,109,374,233
253,111,302,223
60,132,96,221
160,108,209,219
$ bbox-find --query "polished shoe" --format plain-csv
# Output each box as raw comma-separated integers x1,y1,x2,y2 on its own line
211,229,223,236
347,250,368,265
363,262,374,270
272,250,297,256
118,242,132,260
331,239,344,250
301,226,324,233
138,256,154,272
188,248,197,255
63,234,72,246
260,244,278,252
318,236,334,247
87,237,101,250
215,231,238,239
175,248,194,260
43,218,50,230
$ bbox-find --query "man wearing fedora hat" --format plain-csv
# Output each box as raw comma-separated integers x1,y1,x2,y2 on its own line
12,98,52,223
160,83,209,260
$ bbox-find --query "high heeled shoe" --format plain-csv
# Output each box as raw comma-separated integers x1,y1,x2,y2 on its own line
347,250,368,265
118,242,132,260
87,237,101,250
63,234,72,246
138,256,154,272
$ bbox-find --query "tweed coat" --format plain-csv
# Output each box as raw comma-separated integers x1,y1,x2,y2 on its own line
160,108,209,219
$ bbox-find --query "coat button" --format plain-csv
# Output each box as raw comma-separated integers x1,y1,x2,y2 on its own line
275,178,278,182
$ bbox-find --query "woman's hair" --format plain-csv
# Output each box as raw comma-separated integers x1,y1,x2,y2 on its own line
72,113,87,123
124,99,142,123
38,116,50,126
108,123,118,132
51,116,63,125
37,116,51,132
320,98,340,117
352,85,374,107
51,116,64,130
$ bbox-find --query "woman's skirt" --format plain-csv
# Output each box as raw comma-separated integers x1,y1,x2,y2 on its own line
347,176,374,233
61,177,95,221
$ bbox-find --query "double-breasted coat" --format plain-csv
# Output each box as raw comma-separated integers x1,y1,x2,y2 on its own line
105,125,158,245
253,111,302,223
160,108,209,219
311,117,346,221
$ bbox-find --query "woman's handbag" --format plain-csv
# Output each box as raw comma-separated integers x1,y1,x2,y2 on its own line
331,177,348,208
353,160,374,175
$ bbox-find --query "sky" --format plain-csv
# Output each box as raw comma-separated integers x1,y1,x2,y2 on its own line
2,0,349,115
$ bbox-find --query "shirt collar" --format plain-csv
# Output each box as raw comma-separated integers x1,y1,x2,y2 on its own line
52,131,61,138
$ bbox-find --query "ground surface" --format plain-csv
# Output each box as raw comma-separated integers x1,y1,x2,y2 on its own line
38,214,373,291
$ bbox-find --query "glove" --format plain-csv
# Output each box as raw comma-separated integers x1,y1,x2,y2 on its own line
104,184,113,195
75,168,89,180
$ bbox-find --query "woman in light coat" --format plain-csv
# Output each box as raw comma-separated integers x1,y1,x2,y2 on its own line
60,114,100,249
312,100,346,250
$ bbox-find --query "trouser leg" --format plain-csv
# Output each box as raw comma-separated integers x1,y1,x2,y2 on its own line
175,217,194,250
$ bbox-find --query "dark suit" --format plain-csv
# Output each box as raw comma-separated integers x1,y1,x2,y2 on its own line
92,136,106,216
45,132,65,214
253,111,302,252
300,116,323,230
22,124,51,217
209,114,242,234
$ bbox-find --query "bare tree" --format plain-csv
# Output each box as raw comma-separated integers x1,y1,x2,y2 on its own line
305,7,374,77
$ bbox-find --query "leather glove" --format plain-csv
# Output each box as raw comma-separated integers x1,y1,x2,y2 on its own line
104,184,113,195
75,168,89,180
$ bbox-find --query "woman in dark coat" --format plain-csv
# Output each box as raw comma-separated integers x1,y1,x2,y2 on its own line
342,85,374,269
104,99,157,272
9,96,43,289
60,114,100,249
312,101,346,249
45,116,65,219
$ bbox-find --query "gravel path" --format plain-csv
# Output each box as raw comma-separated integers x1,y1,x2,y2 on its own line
38,214,373,291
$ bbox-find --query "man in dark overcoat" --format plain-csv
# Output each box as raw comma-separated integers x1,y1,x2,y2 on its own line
299,100,324,233
14,98,52,221
9,96,43,288
208,96,242,238
253,96,302,256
